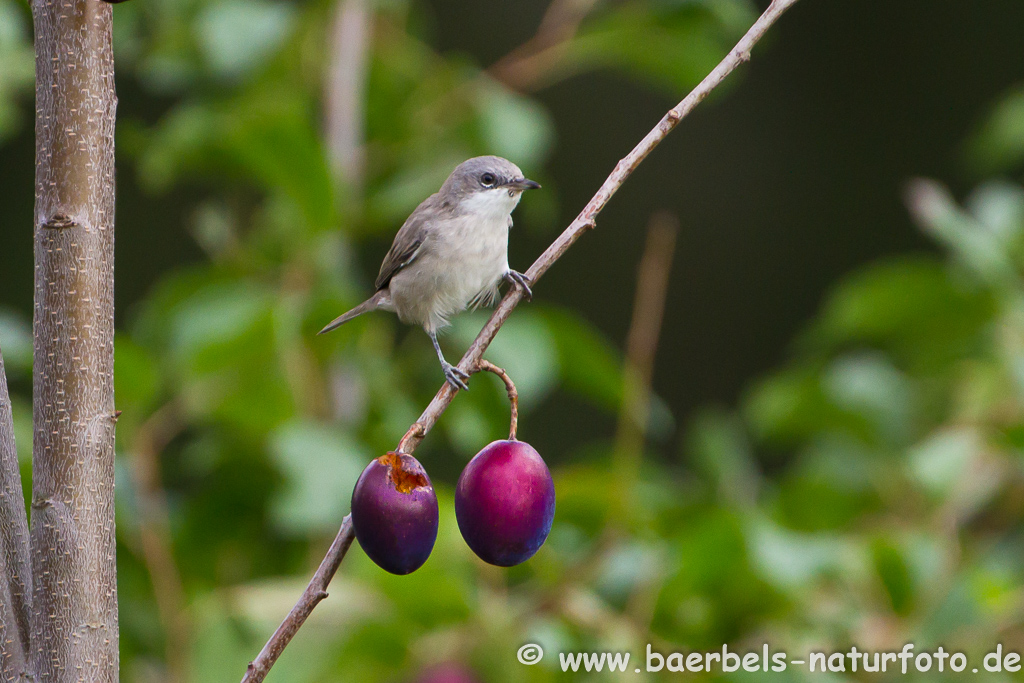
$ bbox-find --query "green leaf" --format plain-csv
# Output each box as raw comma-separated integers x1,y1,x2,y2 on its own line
0,0,33,142
539,307,622,412
268,420,368,535
475,80,555,169
685,408,758,505
141,93,335,229
450,309,559,404
0,307,31,376
167,280,274,368
968,85,1024,173
908,428,980,499
222,93,336,230
137,103,220,192
743,367,844,446
907,179,1017,287
872,538,914,615
114,334,161,417
196,0,296,81
806,257,994,371
562,2,736,94
822,352,914,446
749,519,859,591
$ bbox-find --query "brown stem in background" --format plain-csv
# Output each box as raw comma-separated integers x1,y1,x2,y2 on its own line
611,213,678,635
242,1,799,677
475,360,519,441
0,348,31,679
129,403,190,683
326,0,371,188
489,0,600,91
613,213,678,502
241,516,356,683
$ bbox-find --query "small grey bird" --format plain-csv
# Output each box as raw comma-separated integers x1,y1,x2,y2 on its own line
319,156,540,390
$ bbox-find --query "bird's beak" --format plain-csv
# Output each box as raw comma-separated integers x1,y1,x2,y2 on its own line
505,177,541,191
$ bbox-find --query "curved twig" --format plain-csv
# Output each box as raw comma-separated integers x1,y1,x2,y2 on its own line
241,1,800,678
397,359,520,450
475,360,519,441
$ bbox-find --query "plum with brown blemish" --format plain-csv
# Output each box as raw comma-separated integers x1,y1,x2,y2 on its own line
351,452,438,574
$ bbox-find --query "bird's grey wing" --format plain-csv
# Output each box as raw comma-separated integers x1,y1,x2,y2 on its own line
374,197,439,290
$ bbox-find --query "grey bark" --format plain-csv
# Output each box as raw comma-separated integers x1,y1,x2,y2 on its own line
0,351,32,681
30,0,119,680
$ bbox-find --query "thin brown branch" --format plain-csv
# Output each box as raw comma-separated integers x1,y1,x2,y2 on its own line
242,1,799,677
241,516,356,683
129,402,190,683
400,0,799,457
0,348,31,680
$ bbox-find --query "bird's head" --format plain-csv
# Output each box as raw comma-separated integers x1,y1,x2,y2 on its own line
442,156,541,218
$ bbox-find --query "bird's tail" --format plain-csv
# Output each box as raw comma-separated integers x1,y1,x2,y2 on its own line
318,290,389,335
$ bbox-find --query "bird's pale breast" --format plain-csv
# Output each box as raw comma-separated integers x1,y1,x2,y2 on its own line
389,209,511,333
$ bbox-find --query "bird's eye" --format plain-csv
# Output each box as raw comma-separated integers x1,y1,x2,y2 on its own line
481,173,496,187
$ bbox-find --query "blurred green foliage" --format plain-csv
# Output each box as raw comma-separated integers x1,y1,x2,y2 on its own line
4,0,1024,680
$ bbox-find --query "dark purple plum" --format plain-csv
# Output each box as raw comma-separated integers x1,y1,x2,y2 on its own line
351,452,438,575
413,663,481,683
455,439,555,566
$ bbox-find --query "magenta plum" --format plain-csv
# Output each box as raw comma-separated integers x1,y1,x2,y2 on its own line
351,452,438,575
414,663,481,683
455,439,555,566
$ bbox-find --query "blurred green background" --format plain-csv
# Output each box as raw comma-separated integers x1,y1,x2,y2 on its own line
3,0,1024,680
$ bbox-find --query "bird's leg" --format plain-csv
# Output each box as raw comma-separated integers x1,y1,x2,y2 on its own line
504,270,533,301
429,330,470,391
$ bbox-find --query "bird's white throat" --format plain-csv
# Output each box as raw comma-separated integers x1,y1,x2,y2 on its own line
459,187,523,222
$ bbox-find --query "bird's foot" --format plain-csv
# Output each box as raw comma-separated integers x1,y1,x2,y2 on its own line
505,270,533,301
442,362,470,391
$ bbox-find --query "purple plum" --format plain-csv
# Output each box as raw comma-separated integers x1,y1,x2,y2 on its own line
414,663,481,683
455,439,555,566
351,452,438,575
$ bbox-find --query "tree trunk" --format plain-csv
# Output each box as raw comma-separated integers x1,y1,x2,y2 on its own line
0,350,32,681
30,0,119,679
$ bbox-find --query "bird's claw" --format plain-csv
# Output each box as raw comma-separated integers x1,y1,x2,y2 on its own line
442,362,470,391
505,270,533,301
